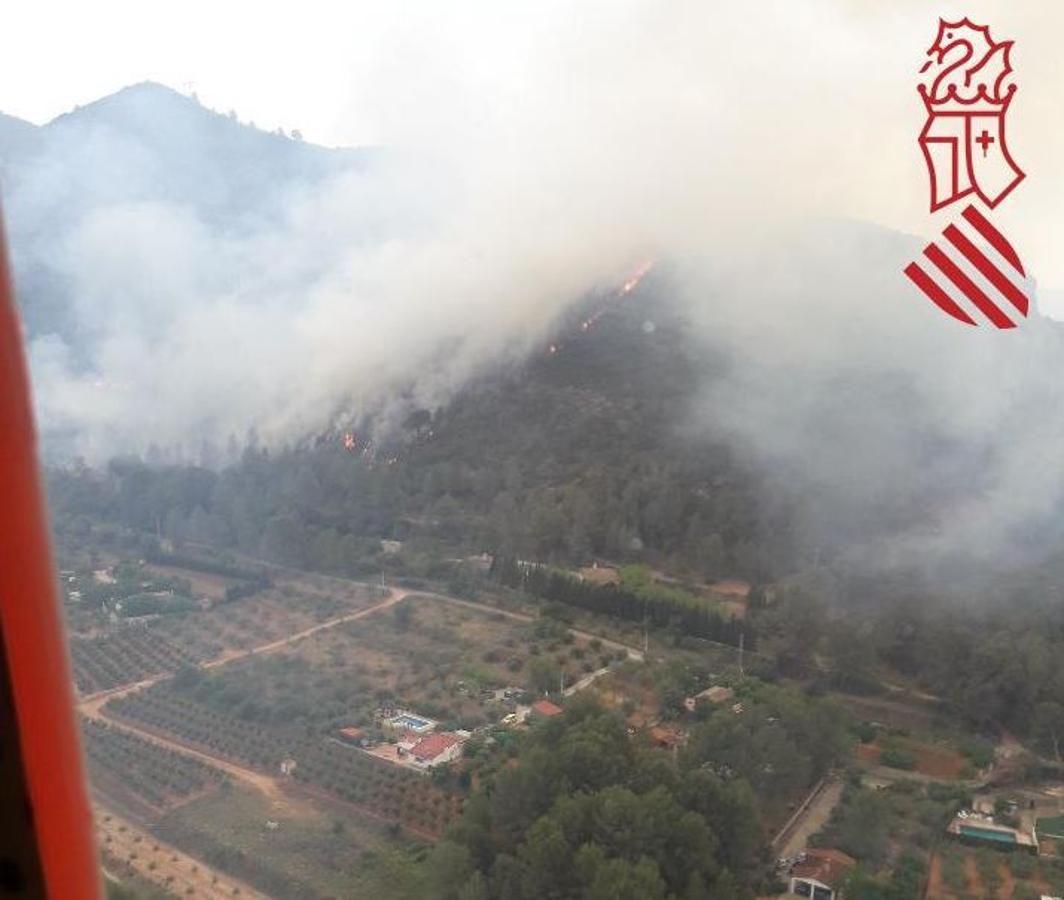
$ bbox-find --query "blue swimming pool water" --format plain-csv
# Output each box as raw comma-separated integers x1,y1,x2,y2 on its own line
393,714,431,730
959,825,1016,844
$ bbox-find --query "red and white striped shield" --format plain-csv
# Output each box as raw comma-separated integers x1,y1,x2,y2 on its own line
903,204,1029,328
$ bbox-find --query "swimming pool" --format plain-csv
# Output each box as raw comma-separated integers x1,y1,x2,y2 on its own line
392,713,433,732
959,825,1017,845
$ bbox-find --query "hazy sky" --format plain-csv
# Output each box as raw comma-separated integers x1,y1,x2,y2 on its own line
1,0,1062,295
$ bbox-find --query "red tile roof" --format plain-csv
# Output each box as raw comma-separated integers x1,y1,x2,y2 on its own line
410,732,460,761
531,699,564,717
790,848,856,889
338,726,364,740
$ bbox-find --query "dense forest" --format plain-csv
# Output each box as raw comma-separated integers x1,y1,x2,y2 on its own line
426,688,849,900
46,287,797,582
44,280,1064,766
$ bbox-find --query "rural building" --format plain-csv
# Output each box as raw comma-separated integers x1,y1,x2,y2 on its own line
787,848,856,899
529,699,564,720
684,684,734,712
380,539,403,554
406,733,463,768
578,562,619,585
947,813,1038,854
337,726,365,747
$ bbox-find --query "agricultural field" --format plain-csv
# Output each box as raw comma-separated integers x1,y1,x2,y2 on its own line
1039,814,1064,838
97,808,263,899
852,724,992,781
69,566,384,695
82,718,224,816
283,594,610,727
926,843,1064,899
71,628,195,694
149,577,383,660
154,784,430,900
104,685,460,838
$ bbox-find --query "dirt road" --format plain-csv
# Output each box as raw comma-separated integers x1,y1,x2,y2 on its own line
774,777,845,861
201,587,412,669
78,577,637,825
79,589,416,806
563,665,613,697
411,590,645,661
79,586,413,706
83,699,288,805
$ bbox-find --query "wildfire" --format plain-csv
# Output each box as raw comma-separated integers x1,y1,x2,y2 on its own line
620,260,654,295
544,260,655,357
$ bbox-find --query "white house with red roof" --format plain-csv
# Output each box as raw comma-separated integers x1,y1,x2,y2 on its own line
405,732,463,768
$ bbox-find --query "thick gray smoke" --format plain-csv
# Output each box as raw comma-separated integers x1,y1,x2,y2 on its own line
4,0,1064,569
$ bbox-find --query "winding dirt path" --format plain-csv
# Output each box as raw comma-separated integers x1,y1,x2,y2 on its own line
79,587,415,811
79,578,635,824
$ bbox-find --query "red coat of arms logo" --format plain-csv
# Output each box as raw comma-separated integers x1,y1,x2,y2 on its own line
904,18,1031,329
918,18,1024,211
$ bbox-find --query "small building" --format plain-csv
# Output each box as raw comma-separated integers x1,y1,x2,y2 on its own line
380,540,403,555
407,732,463,768
466,552,494,572
279,758,297,776
578,562,619,586
337,726,365,747
788,848,856,899
529,699,564,720
684,685,734,712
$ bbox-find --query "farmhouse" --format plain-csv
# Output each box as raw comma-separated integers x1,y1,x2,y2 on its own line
529,699,564,720
787,848,856,899
578,562,619,585
405,732,463,768
336,726,366,747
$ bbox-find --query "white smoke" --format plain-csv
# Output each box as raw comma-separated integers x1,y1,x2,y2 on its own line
7,0,1064,568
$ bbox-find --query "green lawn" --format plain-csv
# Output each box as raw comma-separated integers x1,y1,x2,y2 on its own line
1038,814,1064,837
